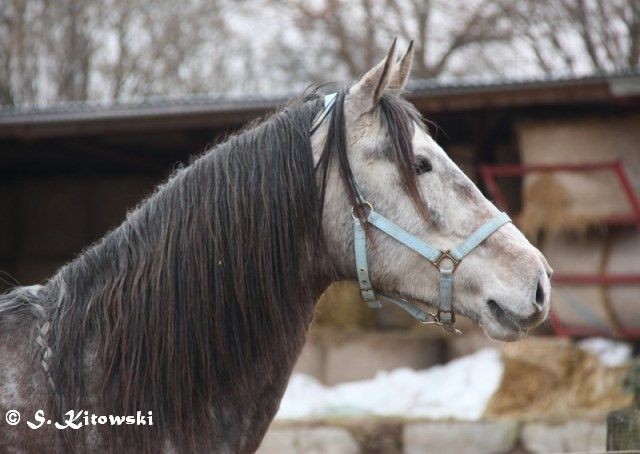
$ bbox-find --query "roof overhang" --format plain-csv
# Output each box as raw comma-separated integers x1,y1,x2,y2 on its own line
1,73,639,140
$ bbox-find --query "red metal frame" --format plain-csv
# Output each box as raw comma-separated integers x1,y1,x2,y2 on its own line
480,161,640,228
479,160,640,338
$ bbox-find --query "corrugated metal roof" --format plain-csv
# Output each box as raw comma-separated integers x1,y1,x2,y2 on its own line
410,71,640,93
1,72,639,127
0,93,287,123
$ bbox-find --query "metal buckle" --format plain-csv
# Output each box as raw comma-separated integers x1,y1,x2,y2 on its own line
420,310,462,336
435,310,462,335
439,322,462,335
417,309,439,325
416,309,462,335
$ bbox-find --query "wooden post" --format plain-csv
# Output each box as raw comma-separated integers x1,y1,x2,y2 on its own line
607,360,640,450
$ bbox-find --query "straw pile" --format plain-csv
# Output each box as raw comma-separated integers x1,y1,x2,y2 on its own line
484,337,632,419
518,174,606,238
516,115,640,237
313,281,375,330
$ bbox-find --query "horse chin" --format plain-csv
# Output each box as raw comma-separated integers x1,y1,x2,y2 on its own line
480,317,527,342
404,294,526,341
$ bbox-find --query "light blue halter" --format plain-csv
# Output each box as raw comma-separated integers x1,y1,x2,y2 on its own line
323,93,511,334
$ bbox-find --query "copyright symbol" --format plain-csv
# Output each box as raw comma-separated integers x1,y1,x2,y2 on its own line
5,410,20,425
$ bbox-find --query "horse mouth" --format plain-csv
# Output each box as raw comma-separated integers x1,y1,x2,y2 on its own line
485,299,551,341
391,289,481,324
487,299,525,333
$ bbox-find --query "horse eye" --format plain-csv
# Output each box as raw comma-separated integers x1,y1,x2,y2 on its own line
414,156,432,175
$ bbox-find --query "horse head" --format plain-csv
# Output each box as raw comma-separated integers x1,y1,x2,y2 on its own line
314,41,552,341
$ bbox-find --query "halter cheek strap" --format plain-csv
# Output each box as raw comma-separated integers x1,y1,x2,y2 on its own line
319,92,511,334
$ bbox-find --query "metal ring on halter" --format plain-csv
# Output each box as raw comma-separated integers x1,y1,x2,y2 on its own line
351,201,373,219
433,251,460,273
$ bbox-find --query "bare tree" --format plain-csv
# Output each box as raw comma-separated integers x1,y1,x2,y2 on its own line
504,0,640,75
0,0,240,106
1,0,638,107
270,0,514,83
0,0,49,105
94,0,234,100
46,0,97,101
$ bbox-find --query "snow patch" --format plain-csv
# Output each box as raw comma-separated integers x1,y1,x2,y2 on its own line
276,348,503,421
577,337,632,368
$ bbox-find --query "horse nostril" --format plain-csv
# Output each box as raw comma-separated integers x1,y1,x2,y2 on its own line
535,278,545,306
487,299,502,317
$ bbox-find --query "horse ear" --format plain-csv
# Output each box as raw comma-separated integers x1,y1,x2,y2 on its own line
347,38,398,115
388,41,413,94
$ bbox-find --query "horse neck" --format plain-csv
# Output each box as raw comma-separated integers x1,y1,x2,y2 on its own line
48,144,332,360
44,111,336,449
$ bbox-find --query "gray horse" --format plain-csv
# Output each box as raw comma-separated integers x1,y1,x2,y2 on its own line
0,42,551,452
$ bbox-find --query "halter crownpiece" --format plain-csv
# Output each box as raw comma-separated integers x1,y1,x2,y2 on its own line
324,92,337,109
322,93,512,334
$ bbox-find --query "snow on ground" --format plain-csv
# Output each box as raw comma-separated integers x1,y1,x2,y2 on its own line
276,348,504,421
276,338,634,421
577,337,632,368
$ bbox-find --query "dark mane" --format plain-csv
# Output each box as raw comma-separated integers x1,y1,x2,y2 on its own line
45,93,328,450
21,89,426,451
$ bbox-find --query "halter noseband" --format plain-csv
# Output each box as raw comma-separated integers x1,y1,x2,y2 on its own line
322,93,511,334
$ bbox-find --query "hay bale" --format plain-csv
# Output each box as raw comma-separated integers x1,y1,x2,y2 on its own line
314,281,375,330
517,114,640,235
484,338,632,419
519,174,605,238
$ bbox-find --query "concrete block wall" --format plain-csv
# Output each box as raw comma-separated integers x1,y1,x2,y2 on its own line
294,329,447,385
258,418,607,454
293,322,492,386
